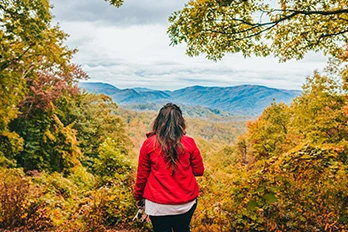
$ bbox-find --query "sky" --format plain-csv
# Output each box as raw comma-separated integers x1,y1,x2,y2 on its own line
49,0,328,91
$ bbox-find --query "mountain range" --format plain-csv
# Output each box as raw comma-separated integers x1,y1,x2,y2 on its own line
78,82,302,116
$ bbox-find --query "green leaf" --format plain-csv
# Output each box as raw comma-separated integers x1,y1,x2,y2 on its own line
264,193,277,204
247,199,258,211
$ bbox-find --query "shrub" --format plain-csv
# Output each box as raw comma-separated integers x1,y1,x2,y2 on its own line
0,168,51,230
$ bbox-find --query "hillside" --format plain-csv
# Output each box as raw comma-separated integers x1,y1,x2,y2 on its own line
79,82,301,116
114,108,248,154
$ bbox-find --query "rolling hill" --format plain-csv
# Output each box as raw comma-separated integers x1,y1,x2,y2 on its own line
78,82,301,116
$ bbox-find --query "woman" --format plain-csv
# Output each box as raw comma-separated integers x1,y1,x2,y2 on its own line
134,103,204,232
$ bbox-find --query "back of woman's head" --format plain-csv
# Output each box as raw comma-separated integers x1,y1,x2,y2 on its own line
153,103,186,139
152,103,186,172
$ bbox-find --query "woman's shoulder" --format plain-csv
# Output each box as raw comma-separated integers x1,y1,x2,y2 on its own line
181,135,198,153
181,135,196,143
141,135,158,153
144,133,156,143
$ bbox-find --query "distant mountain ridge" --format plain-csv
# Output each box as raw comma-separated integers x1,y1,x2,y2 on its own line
78,82,301,116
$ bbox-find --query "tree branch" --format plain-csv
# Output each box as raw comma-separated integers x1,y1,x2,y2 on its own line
282,8,348,16
205,8,348,42
318,29,348,44
208,12,298,39
0,43,35,72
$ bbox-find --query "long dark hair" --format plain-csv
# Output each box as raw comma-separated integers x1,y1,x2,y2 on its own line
152,103,186,172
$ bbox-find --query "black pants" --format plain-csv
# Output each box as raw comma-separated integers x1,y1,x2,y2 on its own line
149,202,197,232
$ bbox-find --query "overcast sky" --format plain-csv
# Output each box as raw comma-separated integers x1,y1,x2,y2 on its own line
50,0,328,91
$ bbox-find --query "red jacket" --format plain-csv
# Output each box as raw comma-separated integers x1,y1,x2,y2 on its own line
134,134,204,204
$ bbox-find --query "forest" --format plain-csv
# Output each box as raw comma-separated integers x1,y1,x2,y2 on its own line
0,0,347,231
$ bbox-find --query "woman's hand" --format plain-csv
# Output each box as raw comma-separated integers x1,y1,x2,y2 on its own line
136,199,144,209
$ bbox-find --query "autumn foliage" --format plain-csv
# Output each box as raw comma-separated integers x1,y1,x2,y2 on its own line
190,71,348,231
1,0,348,231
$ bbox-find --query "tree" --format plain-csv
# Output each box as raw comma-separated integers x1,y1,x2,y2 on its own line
9,63,87,173
55,92,132,171
0,0,76,163
167,0,348,62
10,110,82,174
246,102,291,159
290,71,348,148
0,0,74,120
93,138,133,186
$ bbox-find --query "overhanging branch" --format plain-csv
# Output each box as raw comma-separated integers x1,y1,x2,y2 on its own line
203,8,348,41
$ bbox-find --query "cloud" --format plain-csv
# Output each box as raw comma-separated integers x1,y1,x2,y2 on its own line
50,0,329,91
51,0,187,26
